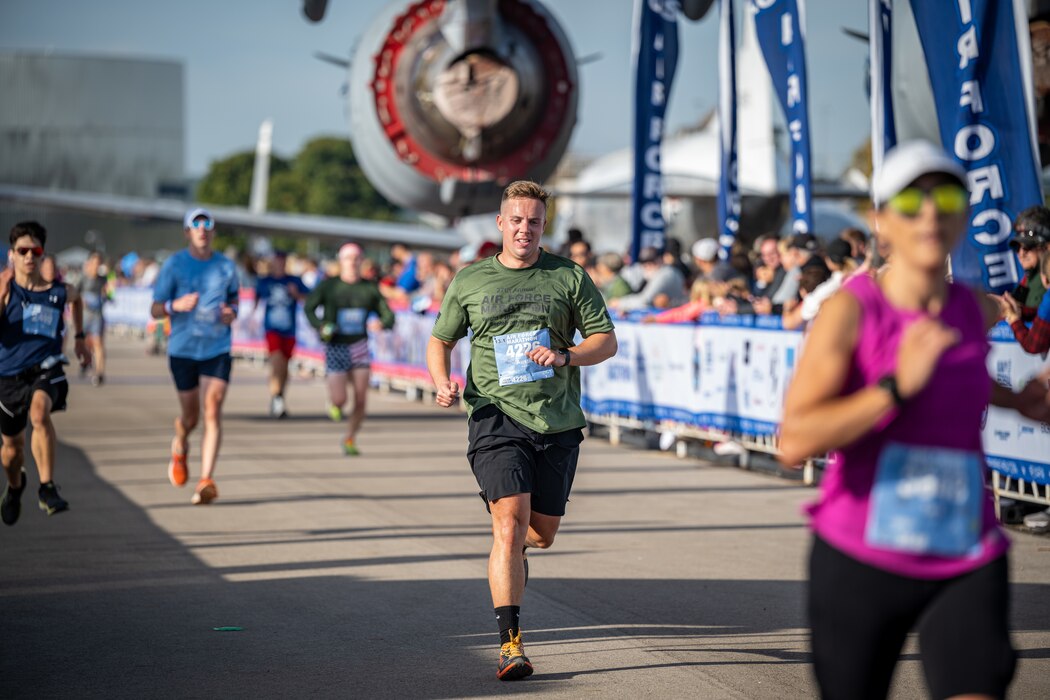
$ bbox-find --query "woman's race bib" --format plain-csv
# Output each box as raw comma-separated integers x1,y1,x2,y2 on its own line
337,308,367,335
22,303,60,338
493,328,555,386
866,442,984,557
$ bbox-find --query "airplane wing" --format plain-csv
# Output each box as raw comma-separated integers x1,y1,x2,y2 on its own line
0,185,466,251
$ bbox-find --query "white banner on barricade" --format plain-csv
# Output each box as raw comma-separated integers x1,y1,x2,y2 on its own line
984,326,1050,485
102,286,154,327
582,317,800,436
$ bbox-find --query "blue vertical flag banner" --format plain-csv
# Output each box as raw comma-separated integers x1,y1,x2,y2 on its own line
909,0,1043,293
751,0,813,234
631,0,680,261
869,0,896,203
718,0,741,260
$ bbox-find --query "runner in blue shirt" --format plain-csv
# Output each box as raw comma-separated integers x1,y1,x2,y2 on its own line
253,251,308,418
150,208,239,506
0,221,90,525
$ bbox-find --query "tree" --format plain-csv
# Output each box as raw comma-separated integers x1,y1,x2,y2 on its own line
196,152,291,207
290,137,400,220
198,136,400,221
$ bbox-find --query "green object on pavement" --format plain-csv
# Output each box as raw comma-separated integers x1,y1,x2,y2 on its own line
213,627,243,632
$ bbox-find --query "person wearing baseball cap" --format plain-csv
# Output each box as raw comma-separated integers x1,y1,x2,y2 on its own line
1003,206,1050,323
780,140,1050,700
150,206,238,505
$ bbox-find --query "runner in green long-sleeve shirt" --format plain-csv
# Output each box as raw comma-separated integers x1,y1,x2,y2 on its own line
304,243,394,455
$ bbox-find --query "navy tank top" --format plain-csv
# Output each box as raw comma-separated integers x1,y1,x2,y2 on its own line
0,282,67,376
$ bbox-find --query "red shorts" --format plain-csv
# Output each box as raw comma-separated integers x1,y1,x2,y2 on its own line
265,331,296,358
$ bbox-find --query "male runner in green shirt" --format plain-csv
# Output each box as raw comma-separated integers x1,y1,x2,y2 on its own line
427,181,617,681
305,243,394,455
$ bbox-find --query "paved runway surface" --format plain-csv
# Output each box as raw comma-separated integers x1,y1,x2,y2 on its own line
2,337,1048,698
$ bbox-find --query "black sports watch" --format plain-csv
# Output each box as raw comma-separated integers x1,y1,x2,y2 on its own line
557,348,571,367
876,374,905,408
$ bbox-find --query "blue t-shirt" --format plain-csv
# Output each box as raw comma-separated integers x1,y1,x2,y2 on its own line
1039,287,1050,322
396,255,420,293
255,275,308,336
0,282,67,375
153,250,240,361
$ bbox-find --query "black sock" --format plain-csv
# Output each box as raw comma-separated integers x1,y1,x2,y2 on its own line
495,605,520,645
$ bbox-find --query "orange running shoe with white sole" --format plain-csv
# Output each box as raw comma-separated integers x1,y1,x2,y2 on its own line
191,478,218,505
168,452,188,487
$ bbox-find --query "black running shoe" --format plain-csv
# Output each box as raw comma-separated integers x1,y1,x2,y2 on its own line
497,631,534,681
1,470,26,526
38,482,69,515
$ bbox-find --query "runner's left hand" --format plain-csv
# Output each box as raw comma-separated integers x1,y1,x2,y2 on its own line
527,346,566,368
74,338,91,369
1014,366,1050,423
219,304,237,325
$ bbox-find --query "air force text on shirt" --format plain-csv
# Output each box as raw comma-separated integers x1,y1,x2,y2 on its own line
480,289,553,319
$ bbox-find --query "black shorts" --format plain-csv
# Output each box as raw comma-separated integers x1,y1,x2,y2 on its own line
169,353,233,392
808,535,1016,700
466,403,583,517
0,366,69,436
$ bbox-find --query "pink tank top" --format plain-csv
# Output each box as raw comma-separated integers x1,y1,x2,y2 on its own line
807,274,1009,579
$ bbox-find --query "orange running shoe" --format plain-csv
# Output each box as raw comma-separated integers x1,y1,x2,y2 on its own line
496,631,533,681
191,478,218,505
168,452,188,487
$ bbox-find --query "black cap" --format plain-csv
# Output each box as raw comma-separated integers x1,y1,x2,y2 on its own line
788,233,819,253
1009,224,1050,251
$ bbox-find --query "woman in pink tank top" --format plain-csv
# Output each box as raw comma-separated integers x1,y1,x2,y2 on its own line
779,141,1050,700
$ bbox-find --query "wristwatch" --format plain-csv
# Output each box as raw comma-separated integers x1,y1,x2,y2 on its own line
557,348,571,367
876,374,905,408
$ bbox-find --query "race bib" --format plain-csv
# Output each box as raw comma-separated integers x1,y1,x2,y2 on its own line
268,304,294,332
191,306,223,338
866,442,984,557
22,303,60,338
337,308,366,335
493,328,555,386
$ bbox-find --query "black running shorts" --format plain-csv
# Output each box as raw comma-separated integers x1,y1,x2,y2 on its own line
0,366,69,436
169,353,233,392
466,403,584,517
808,535,1016,700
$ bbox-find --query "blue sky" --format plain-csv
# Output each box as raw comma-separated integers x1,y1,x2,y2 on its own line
0,0,869,179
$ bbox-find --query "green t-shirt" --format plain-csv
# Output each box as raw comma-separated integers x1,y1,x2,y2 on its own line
432,250,615,434
603,276,633,300
304,277,394,344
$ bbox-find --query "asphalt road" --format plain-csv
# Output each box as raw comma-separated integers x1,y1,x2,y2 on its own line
2,337,1048,699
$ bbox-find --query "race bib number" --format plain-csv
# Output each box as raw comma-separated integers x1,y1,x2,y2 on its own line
268,304,294,332
493,328,555,386
191,306,222,337
22,303,60,338
337,308,366,336
866,442,984,557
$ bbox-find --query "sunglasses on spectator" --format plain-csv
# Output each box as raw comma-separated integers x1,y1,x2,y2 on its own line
14,246,44,258
886,184,968,217
190,218,215,231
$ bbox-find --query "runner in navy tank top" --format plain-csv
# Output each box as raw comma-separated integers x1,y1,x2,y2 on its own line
0,221,90,525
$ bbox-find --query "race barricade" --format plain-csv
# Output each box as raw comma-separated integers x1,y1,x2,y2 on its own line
105,288,1050,508
984,324,1050,513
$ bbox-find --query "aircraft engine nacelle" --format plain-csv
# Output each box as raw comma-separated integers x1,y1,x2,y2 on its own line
348,0,578,219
